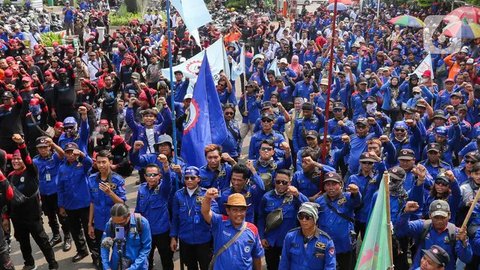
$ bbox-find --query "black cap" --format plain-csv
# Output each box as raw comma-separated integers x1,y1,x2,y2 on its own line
261,113,274,121
35,136,50,147
404,107,416,114
422,245,450,267
333,102,345,109
355,117,368,126
305,130,318,139
427,143,441,153
398,149,415,160
465,152,479,162
365,96,376,103
2,91,13,99
435,175,450,185
64,142,79,151
302,102,314,111
261,101,272,110
388,166,406,181
324,172,342,183
432,110,447,120
359,152,377,163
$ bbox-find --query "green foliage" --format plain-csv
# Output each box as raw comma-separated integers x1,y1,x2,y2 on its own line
40,32,64,47
109,11,142,26
2,0,11,6
225,0,247,10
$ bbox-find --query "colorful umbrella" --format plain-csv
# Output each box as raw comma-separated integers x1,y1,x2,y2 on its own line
388,15,425,28
444,6,480,23
328,0,353,5
443,19,480,39
327,3,348,11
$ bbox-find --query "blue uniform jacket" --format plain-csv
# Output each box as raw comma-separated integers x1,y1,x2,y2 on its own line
419,159,452,181
33,153,63,196
88,172,127,231
101,214,152,270
258,192,308,247
320,118,354,150
279,227,336,270
170,187,218,244
395,213,473,270
135,169,172,235
293,81,315,100
248,130,286,160
422,180,461,222
292,116,323,153
346,123,383,174
315,192,362,253
198,163,233,191
173,79,190,102
239,95,262,124
126,107,168,155
210,213,264,270
57,156,92,210
292,166,335,198
223,120,242,158
58,119,89,153
346,162,386,223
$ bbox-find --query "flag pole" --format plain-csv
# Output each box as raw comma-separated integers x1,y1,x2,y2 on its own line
321,0,338,164
384,172,394,269
461,187,480,229
166,0,178,170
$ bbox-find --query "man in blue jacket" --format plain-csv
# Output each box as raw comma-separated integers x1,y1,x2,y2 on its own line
170,166,219,270
135,160,173,270
57,142,99,267
101,203,152,270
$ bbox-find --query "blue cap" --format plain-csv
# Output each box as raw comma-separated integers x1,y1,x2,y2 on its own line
63,116,77,127
435,126,448,136
393,121,408,130
184,166,200,177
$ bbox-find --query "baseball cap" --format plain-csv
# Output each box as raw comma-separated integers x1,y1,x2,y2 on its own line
422,245,450,267
450,92,462,99
35,136,50,147
131,72,140,80
460,46,469,53
355,118,368,126
388,166,406,181
305,130,318,139
435,126,448,136
184,166,200,177
432,110,447,120
398,149,415,160
99,119,109,125
359,152,377,163
429,200,450,217
333,102,345,109
466,58,474,64
2,91,13,99
155,134,173,147
422,70,432,78
393,121,408,130
302,102,314,111
464,152,479,163
64,142,79,151
112,135,131,151
279,58,288,64
427,143,441,153
261,101,272,110
320,78,329,86
435,175,450,185
184,93,193,100
261,113,274,121
63,117,77,127
324,172,342,183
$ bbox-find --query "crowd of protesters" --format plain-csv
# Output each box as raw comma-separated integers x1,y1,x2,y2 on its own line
0,0,479,269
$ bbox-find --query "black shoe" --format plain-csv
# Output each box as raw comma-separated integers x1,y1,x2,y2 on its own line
92,258,102,270
49,235,62,248
72,252,89,263
48,261,59,270
63,237,72,252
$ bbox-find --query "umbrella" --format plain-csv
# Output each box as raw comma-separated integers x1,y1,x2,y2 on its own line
388,15,425,28
328,0,353,4
327,3,348,11
443,19,480,39
444,6,480,23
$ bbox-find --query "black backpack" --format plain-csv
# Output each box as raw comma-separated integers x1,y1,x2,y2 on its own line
109,213,143,237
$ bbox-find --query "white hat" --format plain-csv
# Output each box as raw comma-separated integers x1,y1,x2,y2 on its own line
184,93,193,100
460,46,469,53
466,58,474,64
279,58,288,65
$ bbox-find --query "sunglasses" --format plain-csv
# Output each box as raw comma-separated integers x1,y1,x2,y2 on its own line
361,161,374,165
184,176,197,181
333,108,343,112
297,213,313,221
225,112,234,116
145,173,159,177
435,181,449,186
262,119,273,123
465,160,476,164
217,84,226,87
275,180,289,185
261,147,273,152
64,126,75,130
395,129,406,132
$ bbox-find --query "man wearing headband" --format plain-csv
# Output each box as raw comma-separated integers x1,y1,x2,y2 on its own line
279,202,336,269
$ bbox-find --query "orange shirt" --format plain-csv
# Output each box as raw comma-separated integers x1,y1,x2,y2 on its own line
224,31,241,44
444,54,461,80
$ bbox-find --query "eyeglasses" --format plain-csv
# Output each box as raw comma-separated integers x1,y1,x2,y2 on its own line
395,129,406,132
275,180,289,185
361,161,374,165
145,173,159,177
184,176,197,181
262,119,273,123
261,147,273,152
225,112,234,116
297,213,313,220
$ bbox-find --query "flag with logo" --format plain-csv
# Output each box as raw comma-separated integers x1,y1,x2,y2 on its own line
413,53,434,79
355,175,393,270
180,54,227,167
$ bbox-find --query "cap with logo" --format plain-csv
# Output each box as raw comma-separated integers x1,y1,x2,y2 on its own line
422,245,450,267
435,175,450,185
63,117,77,127
427,143,441,153
388,166,406,181
429,200,450,217
261,113,274,121
355,117,368,126
305,130,318,139
324,172,342,183
2,91,13,99
432,110,447,120
184,166,200,177
435,126,448,136
64,142,79,151
398,149,415,160
333,102,345,109
35,136,50,147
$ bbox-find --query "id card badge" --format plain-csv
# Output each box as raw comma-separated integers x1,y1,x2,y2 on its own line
46,173,51,182
193,214,200,224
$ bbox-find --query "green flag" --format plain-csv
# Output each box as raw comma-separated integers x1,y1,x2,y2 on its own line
355,176,393,270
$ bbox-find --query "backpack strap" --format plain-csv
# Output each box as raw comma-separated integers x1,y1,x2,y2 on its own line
134,213,143,234
446,223,456,248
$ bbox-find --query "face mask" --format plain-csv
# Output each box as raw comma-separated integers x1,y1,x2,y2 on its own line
112,48,119,53
421,78,428,84
365,74,371,79
414,93,422,99
366,103,377,114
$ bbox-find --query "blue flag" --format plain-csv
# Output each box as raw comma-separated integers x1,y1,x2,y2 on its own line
181,55,227,167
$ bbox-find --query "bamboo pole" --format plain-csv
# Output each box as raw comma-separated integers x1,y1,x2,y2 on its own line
383,172,394,269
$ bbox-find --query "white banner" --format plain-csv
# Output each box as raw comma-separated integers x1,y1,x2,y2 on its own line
161,39,230,83
413,53,434,79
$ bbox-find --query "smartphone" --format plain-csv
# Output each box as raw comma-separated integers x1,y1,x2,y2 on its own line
115,226,125,240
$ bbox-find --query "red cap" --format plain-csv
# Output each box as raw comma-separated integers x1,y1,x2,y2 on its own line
29,98,40,106
5,57,14,63
112,135,131,151
22,76,32,82
67,48,75,54
12,149,20,158
4,70,13,77
138,91,148,101
44,70,52,76
422,70,432,78
54,122,64,128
